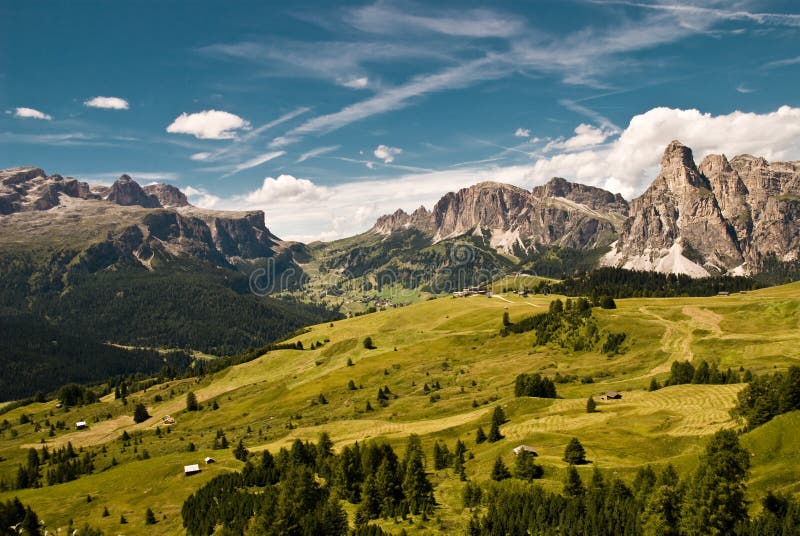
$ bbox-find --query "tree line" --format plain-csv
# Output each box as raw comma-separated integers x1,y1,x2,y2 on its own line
469,430,800,536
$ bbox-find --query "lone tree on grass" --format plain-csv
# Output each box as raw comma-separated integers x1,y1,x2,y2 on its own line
186,391,199,411
133,403,150,424
363,336,375,350
563,437,588,465
145,508,156,525
586,396,597,413
475,426,487,444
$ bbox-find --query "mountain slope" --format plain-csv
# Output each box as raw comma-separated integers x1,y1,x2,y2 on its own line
0,167,336,356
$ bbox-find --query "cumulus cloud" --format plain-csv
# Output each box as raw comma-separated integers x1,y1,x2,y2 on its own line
84,96,129,110
374,144,402,163
14,107,52,120
166,110,250,139
514,127,531,137
243,175,328,204
184,186,221,208
527,105,800,199
544,123,612,152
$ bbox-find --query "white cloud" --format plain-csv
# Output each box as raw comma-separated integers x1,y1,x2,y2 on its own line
243,175,328,204
228,151,285,175
166,110,251,139
269,136,301,148
342,77,369,89
349,4,525,38
191,152,211,161
14,107,52,120
544,123,612,152
297,145,340,163
373,144,402,163
84,96,129,110
736,84,755,94
514,128,531,137
765,56,800,69
184,186,221,208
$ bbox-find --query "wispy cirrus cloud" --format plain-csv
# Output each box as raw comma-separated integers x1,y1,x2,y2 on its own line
297,145,340,163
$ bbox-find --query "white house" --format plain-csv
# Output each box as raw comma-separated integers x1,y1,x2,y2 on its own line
184,464,201,475
75,421,87,430
204,457,215,464
513,445,538,456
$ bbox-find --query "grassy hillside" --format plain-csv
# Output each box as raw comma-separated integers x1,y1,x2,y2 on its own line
1,282,798,534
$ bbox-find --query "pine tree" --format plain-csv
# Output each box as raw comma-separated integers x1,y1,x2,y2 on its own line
563,437,587,464
490,457,511,481
145,508,156,525
649,377,660,391
680,430,750,536
641,464,682,536
363,336,375,350
102,506,109,517
475,426,487,444
186,391,198,411
453,440,467,481
348,380,357,390
233,440,249,462
563,465,584,497
132,403,150,424
402,436,434,515
586,396,597,413
502,311,511,326
120,514,127,524
513,451,543,481
488,407,505,443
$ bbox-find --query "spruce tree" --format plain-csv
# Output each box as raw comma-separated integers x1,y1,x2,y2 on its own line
563,465,584,497
132,403,150,424
186,391,198,411
586,396,597,413
490,457,511,481
488,407,505,443
145,507,156,525
649,377,660,391
563,437,587,464
680,430,750,536
475,426,487,444
233,440,248,462
513,451,543,481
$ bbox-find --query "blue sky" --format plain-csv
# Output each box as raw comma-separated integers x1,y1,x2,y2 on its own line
2,0,800,240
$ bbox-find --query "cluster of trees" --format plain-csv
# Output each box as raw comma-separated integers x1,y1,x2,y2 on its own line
548,267,758,299
487,452,544,484
432,440,468,479
182,433,436,535
10,442,94,490
660,360,749,388
502,298,627,355
514,373,558,398
469,430,800,535
733,367,800,429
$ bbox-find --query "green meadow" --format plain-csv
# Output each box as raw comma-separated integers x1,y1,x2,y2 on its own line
1,282,799,534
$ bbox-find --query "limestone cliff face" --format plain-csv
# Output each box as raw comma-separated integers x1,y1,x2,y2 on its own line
0,168,289,271
371,179,627,253
605,142,800,274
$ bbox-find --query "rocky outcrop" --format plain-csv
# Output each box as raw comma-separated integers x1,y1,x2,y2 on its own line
371,179,627,253
143,183,189,208
0,167,294,273
605,141,800,275
105,175,161,208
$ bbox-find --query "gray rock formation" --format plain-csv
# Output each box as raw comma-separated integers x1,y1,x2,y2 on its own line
105,175,161,208
371,179,628,253
605,141,800,275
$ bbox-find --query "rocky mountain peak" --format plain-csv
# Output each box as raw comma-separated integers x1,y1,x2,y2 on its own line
532,177,629,214
655,140,709,192
106,175,161,208
143,183,189,208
